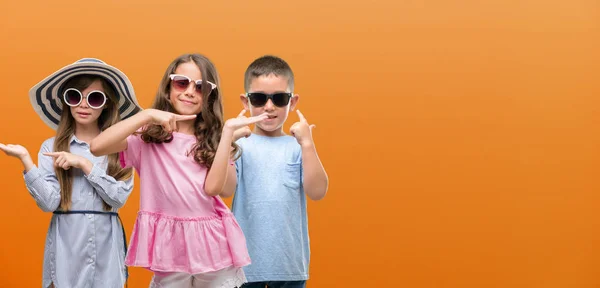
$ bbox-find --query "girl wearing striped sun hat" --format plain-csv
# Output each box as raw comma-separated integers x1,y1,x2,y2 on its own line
0,58,141,288
30,58,142,130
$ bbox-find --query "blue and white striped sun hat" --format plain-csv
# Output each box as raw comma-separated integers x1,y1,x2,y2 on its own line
29,58,142,130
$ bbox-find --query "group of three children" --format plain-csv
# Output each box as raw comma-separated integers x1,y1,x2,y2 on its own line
0,53,328,288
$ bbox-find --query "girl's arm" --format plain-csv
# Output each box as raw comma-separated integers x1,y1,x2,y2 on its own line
1,142,61,212
85,165,134,209
204,110,267,197
90,109,196,156
44,150,136,209
205,128,236,197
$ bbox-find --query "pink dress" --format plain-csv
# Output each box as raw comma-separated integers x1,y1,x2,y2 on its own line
120,131,251,274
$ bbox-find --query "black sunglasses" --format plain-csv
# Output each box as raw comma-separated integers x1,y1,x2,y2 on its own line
246,92,292,107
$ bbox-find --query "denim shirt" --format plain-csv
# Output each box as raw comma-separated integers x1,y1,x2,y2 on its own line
23,136,134,288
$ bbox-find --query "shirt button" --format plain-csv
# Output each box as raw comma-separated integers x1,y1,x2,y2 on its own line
88,237,93,243
89,258,94,263
87,215,92,219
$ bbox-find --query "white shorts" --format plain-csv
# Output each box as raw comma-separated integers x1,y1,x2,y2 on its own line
149,266,247,288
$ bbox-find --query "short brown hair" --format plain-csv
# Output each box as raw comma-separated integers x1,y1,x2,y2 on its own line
244,55,294,92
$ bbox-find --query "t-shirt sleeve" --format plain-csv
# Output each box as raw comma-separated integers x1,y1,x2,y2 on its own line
119,133,144,171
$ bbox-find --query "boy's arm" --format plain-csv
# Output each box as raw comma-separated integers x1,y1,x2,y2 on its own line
290,110,329,201
301,142,329,200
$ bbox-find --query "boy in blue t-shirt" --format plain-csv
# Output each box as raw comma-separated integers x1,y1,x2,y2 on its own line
232,55,329,288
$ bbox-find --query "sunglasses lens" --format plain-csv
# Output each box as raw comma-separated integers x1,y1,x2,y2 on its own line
194,80,215,94
248,93,268,107
272,93,292,107
64,90,81,106
172,76,190,90
195,81,205,93
87,92,106,108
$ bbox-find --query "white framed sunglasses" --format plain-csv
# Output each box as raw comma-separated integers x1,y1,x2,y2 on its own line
169,74,217,93
63,88,107,109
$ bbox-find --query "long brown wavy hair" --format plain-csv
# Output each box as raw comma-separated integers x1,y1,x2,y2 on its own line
139,53,239,167
54,75,134,211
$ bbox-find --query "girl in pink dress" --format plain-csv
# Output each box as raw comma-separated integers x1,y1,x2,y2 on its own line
91,54,267,287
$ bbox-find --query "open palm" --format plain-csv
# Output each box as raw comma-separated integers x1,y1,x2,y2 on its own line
0,143,29,159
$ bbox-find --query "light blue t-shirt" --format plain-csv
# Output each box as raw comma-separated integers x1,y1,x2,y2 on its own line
232,134,309,282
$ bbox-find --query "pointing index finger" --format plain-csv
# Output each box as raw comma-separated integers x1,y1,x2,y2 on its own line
175,114,197,121
296,110,307,122
245,113,268,125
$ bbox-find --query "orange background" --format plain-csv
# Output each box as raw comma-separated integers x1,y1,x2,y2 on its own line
1,0,599,287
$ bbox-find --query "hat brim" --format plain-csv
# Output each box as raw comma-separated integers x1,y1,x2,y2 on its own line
29,60,142,130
